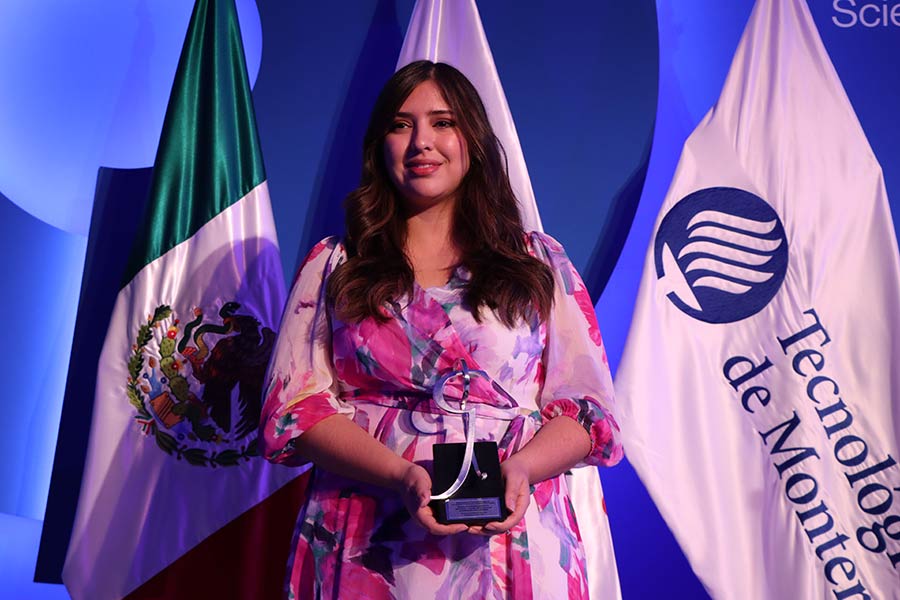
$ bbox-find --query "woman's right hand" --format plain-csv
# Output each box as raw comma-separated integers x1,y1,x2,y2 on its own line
398,463,467,536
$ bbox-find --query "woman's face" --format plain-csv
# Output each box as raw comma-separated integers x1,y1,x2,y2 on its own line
382,79,470,212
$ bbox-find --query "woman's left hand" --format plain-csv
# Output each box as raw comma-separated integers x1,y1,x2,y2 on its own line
468,455,530,536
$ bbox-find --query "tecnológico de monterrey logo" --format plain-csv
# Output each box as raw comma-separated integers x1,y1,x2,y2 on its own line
654,187,788,324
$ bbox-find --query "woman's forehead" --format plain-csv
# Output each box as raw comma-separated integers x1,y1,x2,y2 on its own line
397,80,451,113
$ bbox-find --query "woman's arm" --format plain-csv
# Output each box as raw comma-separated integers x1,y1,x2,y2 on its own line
471,414,591,535
298,413,590,538
295,414,468,536
502,413,592,484
291,414,407,488
472,232,623,536
261,240,465,535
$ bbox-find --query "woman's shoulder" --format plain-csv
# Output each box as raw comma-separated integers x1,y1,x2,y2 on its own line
302,235,346,262
523,230,568,262
292,236,347,286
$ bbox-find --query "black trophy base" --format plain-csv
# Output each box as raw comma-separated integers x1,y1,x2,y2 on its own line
430,441,509,526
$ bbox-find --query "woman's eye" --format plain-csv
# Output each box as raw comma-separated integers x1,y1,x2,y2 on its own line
389,121,410,131
434,119,455,128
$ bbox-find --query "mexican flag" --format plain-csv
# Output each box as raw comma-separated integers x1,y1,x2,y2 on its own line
62,1,304,598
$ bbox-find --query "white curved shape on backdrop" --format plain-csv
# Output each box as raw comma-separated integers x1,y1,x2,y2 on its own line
0,0,262,236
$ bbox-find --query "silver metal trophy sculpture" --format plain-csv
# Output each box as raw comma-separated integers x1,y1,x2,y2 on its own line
429,360,508,525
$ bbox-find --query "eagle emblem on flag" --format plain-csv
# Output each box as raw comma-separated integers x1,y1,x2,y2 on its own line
126,301,276,467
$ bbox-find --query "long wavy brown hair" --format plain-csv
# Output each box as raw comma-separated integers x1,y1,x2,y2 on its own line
327,60,554,327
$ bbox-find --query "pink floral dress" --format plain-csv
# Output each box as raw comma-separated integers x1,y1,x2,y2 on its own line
260,232,622,599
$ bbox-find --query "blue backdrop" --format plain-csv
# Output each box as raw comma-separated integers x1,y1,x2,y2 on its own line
2,1,898,598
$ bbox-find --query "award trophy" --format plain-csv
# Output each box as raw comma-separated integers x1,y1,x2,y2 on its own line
429,360,509,525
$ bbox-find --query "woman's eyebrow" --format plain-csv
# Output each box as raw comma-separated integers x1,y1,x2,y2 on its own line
394,109,454,118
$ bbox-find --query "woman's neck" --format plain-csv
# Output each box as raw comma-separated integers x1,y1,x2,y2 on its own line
404,201,460,288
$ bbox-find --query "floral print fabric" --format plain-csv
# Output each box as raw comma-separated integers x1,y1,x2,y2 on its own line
260,232,622,599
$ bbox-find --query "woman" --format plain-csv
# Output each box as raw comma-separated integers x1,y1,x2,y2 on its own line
260,60,622,599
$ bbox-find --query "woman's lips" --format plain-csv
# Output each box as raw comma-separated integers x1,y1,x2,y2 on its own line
406,161,441,176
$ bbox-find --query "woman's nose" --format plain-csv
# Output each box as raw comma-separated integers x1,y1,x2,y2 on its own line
411,125,433,152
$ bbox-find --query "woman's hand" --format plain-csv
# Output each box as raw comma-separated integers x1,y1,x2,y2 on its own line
468,455,530,536
469,415,591,536
398,463,467,536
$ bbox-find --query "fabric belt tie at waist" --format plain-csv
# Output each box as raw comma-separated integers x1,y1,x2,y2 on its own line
339,392,520,422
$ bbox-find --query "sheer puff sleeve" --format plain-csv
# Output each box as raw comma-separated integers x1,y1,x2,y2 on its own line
259,237,351,467
530,231,624,468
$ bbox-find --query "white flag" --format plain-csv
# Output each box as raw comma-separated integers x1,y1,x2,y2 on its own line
616,0,900,598
398,3,622,599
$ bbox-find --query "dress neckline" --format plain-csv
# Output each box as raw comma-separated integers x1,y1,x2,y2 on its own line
414,264,470,294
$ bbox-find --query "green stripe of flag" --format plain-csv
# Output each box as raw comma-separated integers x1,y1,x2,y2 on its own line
123,0,265,286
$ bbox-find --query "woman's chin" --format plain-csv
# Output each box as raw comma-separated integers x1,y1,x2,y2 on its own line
400,190,459,214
